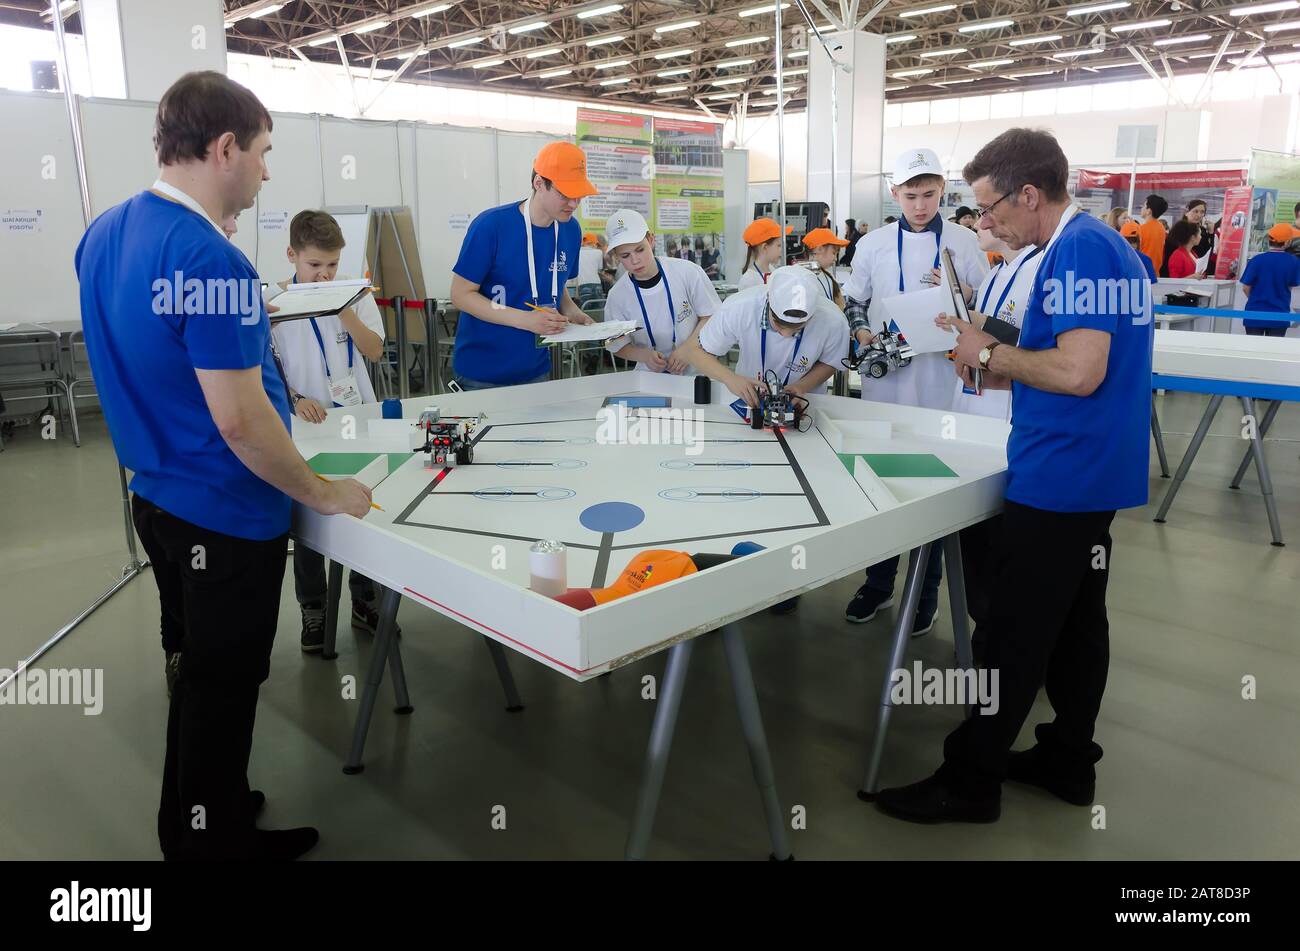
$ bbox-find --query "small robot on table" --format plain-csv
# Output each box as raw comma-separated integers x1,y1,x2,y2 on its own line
413,406,481,468
842,328,915,380
750,370,813,433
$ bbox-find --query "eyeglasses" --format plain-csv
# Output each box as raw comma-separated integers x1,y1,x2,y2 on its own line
976,190,1014,220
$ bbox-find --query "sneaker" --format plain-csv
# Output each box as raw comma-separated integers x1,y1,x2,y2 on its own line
844,584,893,623
1006,745,1096,806
164,651,181,698
351,599,401,638
911,610,936,638
301,604,326,653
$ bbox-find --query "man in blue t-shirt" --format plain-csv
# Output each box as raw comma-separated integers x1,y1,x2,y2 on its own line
1239,224,1300,337
75,71,371,861
449,141,596,388
873,129,1154,824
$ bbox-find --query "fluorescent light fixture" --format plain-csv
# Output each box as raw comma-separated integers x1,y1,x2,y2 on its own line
655,85,688,93
1090,62,1130,68
482,73,516,83
886,34,918,44
408,3,453,17
350,20,389,34
717,58,756,67
1009,34,1062,45
587,35,625,46
1110,18,1172,32
308,35,337,46
657,67,693,76
655,20,700,33
884,84,907,91
712,77,748,85
1009,69,1055,77
967,58,1015,68
448,37,481,47
225,0,284,22
787,50,809,57
707,93,741,99
577,4,624,18
1230,0,1299,13
726,36,769,47
892,67,935,77
1053,47,1105,57
1152,33,1212,46
935,78,976,85
1067,2,1130,15
1264,19,1300,30
538,68,573,78
654,48,694,58
1230,48,1300,62
472,59,505,68
919,47,967,57
593,59,632,69
739,3,791,15
249,3,284,18
509,22,550,35
958,19,1015,33
900,4,957,16
599,76,633,85
525,47,563,58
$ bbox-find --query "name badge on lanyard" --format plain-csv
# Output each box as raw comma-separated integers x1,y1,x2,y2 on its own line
309,316,361,407
896,218,943,293
760,319,805,387
632,258,677,360
962,246,1042,396
523,195,560,310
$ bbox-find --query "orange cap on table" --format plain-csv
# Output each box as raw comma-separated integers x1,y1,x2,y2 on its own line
743,217,793,246
802,227,850,249
533,141,598,199
589,550,697,605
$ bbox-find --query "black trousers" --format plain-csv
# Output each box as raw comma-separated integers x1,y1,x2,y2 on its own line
939,500,1115,799
132,495,288,859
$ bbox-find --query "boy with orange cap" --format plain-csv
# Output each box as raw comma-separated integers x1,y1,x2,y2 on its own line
737,217,792,290
1120,220,1157,283
1240,223,1300,338
449,141,597,389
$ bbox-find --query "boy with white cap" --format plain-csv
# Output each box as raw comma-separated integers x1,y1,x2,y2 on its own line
840,147,987,634
602,209,722,374
683,266,849,407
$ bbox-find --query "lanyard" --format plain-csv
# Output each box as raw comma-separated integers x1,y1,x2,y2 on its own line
751,262,768,284
522,195,560,309
895,217,943,293
978,246,1042,318
760,317,805,387
308,317,354,381
631,258,676,352
815,267,835,301
150,179,225,235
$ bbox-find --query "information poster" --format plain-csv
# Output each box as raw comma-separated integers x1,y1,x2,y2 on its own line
575,108,653,231
1215,186,1253,281
1249,148,1300,229
651,116,726,279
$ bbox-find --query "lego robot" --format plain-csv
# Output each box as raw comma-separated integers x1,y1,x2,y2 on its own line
413,406,480,468
842,328,915,380
750,370,812,432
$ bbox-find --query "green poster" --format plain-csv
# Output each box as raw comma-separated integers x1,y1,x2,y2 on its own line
1249,149,1300,229
576,108,654,232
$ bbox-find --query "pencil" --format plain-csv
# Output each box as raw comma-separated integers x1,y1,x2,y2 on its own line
314,473,384,512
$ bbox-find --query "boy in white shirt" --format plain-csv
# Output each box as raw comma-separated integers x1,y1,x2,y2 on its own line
602,209,722,374
683,266,849,407
268,210,390,652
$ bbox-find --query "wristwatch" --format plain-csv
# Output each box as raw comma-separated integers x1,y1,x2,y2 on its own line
291,392,305,405
978,342,1001,369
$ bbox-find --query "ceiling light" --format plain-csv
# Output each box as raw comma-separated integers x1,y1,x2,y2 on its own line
727,36,769,47
893,67,935,77
599,76,634,85
1067,2,1131,15
350,20,389,34
1009,69,1055,77
655,85,688,93
1263,18,1300,30
712,77,748,85
1152,34,1212,46
958,19,1015,33
1009,34,1062,45
654,48,694,58
1230,1,1299,14
1110,19,1172,32
783,67,807,75
656,20,700,33
587,35,625,46
717,58,756,67
919,47,966,57
525,47,562,58
739,3,791,16
577,4,624,18
248,3,284,18
657,67,693,76
787,50,809,57
407,3,453,17
307,35,337,46
968,58,1015,68
900,4,957,16
538,68,572,78
1054,48,1105,57
886,34,918,44
448,37,481,47
935,78,976,85
593,59,632,69
472,59,505,68
508,22,550,35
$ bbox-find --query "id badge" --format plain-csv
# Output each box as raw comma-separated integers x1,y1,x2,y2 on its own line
329,372,364,407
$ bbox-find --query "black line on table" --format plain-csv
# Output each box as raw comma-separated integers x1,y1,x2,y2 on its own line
774,427,830,526
591,532,615,587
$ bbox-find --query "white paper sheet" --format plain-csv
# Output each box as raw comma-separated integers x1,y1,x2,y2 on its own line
878,286,957,354
266,278,372,320
540,320,639,345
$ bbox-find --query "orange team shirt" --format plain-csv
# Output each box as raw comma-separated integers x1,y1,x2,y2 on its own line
1138,218,1167,274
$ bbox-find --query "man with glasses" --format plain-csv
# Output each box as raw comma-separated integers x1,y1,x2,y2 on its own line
840,147,987,635
872,128,1153,824
449,141,596,390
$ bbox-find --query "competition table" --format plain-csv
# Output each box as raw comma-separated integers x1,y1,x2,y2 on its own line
291,372,1009,857
1151,329,1300,547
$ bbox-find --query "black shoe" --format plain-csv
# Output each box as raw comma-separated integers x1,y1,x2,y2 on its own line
1006,746,1096,806
844,585,893,623
301,604,325,653
875,775,1000,824
252,826,319,861
164,651,181,698
911,610,936,638
351,599,401,638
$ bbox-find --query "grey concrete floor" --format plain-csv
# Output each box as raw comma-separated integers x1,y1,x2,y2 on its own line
1,391,1298,860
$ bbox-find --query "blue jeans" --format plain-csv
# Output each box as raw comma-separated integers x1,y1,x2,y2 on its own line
864,545,945,618
451,371,551,391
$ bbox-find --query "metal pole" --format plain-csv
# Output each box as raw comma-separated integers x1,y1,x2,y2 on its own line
1127,150,1138,217
394,295,409,400
774,0,788,266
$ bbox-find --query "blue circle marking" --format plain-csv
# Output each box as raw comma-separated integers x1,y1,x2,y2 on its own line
580,501,645,533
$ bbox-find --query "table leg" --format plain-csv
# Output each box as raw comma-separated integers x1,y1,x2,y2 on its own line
1229,399,1281,490
942,533,974,673
343,586,401,775
381,590,412,714
1240,397,1285,547
1151,397,1170,478
859,542,932,799
625,639,694,860
720,625,793,861
1153,394,1223,525
322,560,344,660
483,637,525,712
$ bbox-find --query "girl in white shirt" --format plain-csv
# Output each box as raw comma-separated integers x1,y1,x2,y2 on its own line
736,217,792,290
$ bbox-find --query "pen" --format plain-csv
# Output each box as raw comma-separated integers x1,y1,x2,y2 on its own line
314,473,384,512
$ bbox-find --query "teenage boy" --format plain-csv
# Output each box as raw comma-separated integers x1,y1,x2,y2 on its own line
1240,223,1300,337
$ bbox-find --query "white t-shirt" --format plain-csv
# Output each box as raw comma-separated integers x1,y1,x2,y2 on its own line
605,257,722,373
577,246,604,286
951,245,1042,420
699,284,850,384
269,279,385,407
736,263,769,291
843,219,987,411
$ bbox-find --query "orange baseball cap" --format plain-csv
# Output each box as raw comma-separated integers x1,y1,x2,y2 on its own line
1267,222,1295,243
533,141,598,199
589,550,697,605
743,217,793,246
1120,220,1141,238
582,232,598,247
803,227,849,249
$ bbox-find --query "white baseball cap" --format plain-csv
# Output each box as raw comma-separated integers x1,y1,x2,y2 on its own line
605,209,650,251
765,266,820,325
892,147,944,186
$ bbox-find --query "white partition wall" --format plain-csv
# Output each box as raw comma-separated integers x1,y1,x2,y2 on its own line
414,125,500,299
247,112,325,278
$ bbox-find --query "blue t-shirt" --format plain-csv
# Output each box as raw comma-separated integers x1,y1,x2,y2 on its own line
1240,250,1300,328
75,191,292,540
1007,211,1154,513
451,200,580,385
1135,248,1157,283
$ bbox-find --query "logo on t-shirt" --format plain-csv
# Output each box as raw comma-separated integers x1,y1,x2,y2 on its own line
551,251,569,274
787,355,812,374
677,299,694,323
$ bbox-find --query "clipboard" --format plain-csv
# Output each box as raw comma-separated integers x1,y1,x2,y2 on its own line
941,247,982,396
266,279,372,324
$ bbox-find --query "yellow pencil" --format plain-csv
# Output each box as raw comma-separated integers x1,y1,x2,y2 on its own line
314,473,384,512
524,301,563,315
